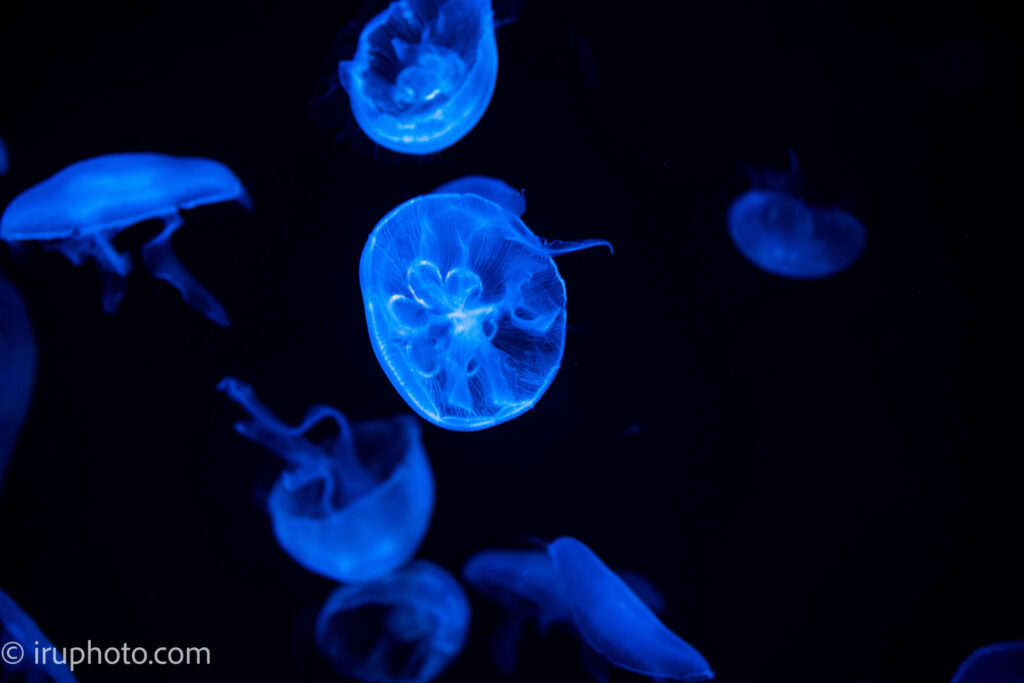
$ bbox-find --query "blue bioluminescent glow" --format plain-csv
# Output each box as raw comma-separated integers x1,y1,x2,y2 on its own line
0,138,8,177
338,0,499,154
218,377,434,583
433,175,525,217
316,561,469,683
952,641,1024,683
463,537,713,681
1,588,77,682
0,273,36,489
0,153,251,325
360,192,611,431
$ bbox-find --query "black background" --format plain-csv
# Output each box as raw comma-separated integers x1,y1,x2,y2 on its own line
0,1,1019,681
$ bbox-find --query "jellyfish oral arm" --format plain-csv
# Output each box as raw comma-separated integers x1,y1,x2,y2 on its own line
541,238,614,257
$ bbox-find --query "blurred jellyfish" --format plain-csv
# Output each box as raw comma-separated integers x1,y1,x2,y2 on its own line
360,189,611,431
0,138,8,177
338,0,499,154
727,154,866,279
433,175,525,217
316,561,469,683
218,377,433,583
952,641,1024,683
463,537,713,682
1,588,76,682
0,273,36,489
0,153,251,325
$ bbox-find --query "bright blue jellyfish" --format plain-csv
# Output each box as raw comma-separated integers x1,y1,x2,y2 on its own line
952,641,1024,683
1,588,76,682
463,537,713,682
727,155,866,279
0,153,250,325
0,273,36,489
218,377,434,583
433,175,525,217
338,0,499,154
316,561,469,683
0,138,8,177
360,189,611,431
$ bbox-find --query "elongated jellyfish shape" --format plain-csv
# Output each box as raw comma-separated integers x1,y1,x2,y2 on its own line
0,153,251,325
316,561,469,683
218,377,433,583
433,175,525,217
952,642,1024,683
1,588,76,682
0,273,36,489
338,0,499,154
0,138,8,177
360,190,611,431
463,538,713,681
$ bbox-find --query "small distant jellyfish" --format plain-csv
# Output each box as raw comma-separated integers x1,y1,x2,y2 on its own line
463,537,713,681
360,187,611,431
432,175,525,217
0,273,36,489
218,377,434,583
316,561,469,683
727,154,866,279
1,588,77,682
0,153,251,325
0,138,8,177
338,0,499,154
952,641,1024,683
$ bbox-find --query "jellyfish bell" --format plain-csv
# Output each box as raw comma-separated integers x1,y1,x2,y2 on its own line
433,175,525,217
360,191,611,431
1,588,76,683
0,272,36,489
218,377,434,583
0,153,251,325
951,641,1024,683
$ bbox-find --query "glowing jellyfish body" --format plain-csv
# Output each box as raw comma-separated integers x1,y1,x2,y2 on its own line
0,153,250,325
316,561,469,683
218,377,433,583
433,175,525,217
338,0,498,154
952,642,1024,683
0,138,8,177
360,191,610,431
463,537,713,682
0,273,36,488
0,588,76,682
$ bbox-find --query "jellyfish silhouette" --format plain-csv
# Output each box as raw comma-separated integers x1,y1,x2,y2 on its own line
1,588,76,682
433,175,525,217
218,377,434,583
951,641,1024,683
463,537,713,682
338,0,499,154
0,138,8,177
316,561,469,683
727,154,866,279
0,153,250,325
360,189,611,431
0,273,36,489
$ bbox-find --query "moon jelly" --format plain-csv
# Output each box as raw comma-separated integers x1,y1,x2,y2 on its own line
0,153,251,325
463,537,713,682
0,273,36,489
360,190,611,431
952,642,1024,683
338,0,499,154
433,175,525,217
1,588,76,682
218,377,433,583
0,138,8,177
316,561,469,683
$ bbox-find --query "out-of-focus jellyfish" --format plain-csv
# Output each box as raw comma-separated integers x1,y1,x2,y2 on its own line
727,154,866,279
0,153,250,325
338,0,499,154
360,188,611,431
0,273,36,489
1,588,77,682
0,138,8,177
433,175,525,217
218,377,433,583
316,561,469,683
463,537,713,682
951,641,1024,683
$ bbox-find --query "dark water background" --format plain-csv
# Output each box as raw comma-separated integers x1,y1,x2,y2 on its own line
0,0,1019,681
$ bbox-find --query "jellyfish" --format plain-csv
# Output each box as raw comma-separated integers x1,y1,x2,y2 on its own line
0,273,36,489
433,175,525,217
727,154,866,279
951,641,1024,683
0,138,8,177
1,588,76,682
337,0,499,154
463,537,713,682
360,189,611,431
218,377,434,583
0,153,251,325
